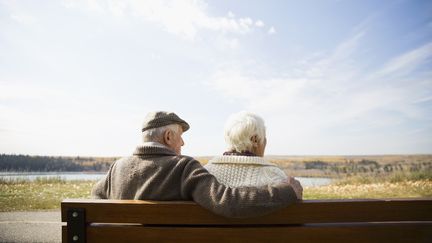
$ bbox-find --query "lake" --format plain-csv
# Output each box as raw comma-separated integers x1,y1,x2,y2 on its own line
0,172,105,181
0,172,332,187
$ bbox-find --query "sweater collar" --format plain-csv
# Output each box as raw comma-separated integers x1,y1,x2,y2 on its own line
223,150,256,156
133,143,177,156
208,155,276,166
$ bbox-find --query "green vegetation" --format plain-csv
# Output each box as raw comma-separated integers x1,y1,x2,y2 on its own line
0,178,94,211
304,181,432,199
304,170,432,199
335,170,432,185
266,154,432,178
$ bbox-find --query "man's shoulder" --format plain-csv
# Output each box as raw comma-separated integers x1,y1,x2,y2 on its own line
169,155,206,172
178,154,195,161
126,154,198,164
113,154,201,170
115,156,137,163
175,155,201,165
108,156,139,169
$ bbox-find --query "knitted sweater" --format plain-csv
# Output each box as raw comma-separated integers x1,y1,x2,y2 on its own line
91,144,299,218
204,155,288,187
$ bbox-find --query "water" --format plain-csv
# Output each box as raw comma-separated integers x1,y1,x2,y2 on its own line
0,172,105,181
0,172,332,186
296,177,332,187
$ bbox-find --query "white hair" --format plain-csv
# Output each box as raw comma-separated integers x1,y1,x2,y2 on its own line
224,111,266,152
142,124,180,143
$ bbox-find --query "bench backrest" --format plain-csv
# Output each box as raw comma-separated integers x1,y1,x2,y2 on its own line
61,198,432,243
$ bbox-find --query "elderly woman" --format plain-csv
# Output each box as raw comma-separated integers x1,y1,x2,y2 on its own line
205,111,293,188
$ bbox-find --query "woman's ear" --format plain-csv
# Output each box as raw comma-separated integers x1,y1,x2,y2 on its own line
251,135,259,147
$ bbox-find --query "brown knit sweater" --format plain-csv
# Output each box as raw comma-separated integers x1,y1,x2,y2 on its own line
91,145,299,218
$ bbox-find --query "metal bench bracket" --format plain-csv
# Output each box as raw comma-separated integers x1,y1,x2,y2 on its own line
67,208,86,243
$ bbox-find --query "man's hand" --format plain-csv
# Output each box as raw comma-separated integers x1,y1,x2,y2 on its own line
287,176,303,199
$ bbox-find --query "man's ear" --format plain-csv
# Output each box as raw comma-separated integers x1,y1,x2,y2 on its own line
163,130,172,145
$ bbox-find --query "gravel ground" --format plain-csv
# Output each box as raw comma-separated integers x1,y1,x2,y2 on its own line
0,211,61,243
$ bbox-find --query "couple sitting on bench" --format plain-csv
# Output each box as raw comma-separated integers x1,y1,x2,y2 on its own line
92,111,302,218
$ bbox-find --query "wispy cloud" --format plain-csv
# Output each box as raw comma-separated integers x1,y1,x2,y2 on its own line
255,20,264,27
208,33,432,130
206,32,432,154
376,42,432,77
268,26,276,35
10,13,36,25
62,0,268,40
215,36,240,49
1,0,36,25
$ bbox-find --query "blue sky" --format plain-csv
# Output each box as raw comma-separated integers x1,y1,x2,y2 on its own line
1,0,431,156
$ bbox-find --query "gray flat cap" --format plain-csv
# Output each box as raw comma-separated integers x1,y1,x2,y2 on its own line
141,111,190,132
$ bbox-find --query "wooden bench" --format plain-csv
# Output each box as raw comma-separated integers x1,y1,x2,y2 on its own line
61,198,432,243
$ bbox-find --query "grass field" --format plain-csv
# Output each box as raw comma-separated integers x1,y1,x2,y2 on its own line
1,174,431,211
304,180,432,199
0,178,94,211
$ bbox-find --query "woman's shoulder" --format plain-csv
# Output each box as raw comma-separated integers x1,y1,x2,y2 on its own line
260,165,288,179
206,155,275,166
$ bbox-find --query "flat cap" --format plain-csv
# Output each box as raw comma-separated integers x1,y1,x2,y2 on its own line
141,111,190,132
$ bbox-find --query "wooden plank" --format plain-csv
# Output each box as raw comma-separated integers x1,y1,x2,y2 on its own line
83,223,432,243
61,198,432,224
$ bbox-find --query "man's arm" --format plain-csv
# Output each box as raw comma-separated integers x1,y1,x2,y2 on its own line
91,176,109,199
181,159,302,218
91,160,118,199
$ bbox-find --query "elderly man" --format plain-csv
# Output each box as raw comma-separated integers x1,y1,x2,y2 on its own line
92,111,302,218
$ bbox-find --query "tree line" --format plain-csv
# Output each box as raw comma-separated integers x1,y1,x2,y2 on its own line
303,159,432,175
0,154,116,172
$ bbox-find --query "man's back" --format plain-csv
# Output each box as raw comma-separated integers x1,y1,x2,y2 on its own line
93,145,199,200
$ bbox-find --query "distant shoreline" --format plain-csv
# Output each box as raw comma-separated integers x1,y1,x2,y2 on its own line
1,154,431,177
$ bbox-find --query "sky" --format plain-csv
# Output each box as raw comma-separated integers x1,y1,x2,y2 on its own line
0,0,431,157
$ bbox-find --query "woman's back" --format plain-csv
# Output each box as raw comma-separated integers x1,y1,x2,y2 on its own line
205,155,287,187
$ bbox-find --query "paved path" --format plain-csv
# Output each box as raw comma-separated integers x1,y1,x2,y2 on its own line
0,211,61,243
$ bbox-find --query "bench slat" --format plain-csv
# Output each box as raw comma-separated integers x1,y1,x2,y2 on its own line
61,198,432,224
62,222,432,243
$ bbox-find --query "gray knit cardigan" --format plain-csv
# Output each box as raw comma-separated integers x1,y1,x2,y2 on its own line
91,145,299,218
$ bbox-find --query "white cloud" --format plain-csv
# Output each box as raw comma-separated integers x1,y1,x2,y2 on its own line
108,0,128,17
207,32,432,132
268,26,276,34
255,20,264,27
2,0,37,25
413,95,432,104
215,37,240,49
207,42,432,154
376,42,432,77
63,0,106,13
63,0,267,40
10,13,36,24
